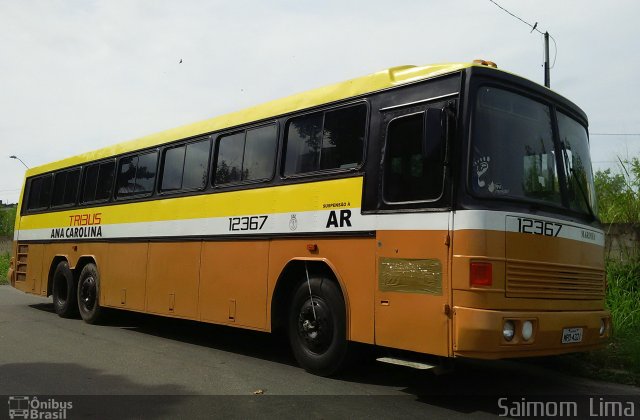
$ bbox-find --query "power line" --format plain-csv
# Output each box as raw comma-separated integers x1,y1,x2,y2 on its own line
488,0,557,84
488,0,543,34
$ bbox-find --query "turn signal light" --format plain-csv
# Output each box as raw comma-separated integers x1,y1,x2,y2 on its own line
470,262,492,287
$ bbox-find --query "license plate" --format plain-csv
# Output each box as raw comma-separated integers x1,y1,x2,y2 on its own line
562,327,583,344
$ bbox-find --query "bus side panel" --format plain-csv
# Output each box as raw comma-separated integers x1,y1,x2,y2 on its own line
267,237,376,344
146,242,201,319
199,240,269,329
103,243,147,311
374,230,450,356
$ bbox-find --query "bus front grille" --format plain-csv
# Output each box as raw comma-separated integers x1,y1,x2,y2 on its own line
506,260,605,299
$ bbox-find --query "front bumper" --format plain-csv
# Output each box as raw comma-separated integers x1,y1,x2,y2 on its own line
453,306,610,359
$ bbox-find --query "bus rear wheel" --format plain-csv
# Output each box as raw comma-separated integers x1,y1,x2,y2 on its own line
77,263,103,324
288,276,349,376
52,261,78,318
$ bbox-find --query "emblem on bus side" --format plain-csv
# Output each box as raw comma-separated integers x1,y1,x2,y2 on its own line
289,214,298,231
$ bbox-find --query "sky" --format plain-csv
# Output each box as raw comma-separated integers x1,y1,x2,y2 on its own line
1,0,639,204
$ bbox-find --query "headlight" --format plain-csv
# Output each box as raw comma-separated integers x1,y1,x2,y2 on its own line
522,320,534,341
503,320,515,341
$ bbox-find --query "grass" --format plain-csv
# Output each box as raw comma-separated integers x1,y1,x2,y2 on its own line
0,251,9,285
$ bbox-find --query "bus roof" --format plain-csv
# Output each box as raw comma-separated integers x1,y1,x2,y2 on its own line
28,62,478,177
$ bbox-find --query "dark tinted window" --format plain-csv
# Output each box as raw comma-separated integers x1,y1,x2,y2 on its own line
27,175,52,211
383,112,444,202
95,161,115,201
82,164,100,202
284,103,366,176
116,156,137,198
82,161,115,203
214,125,277,185
320,105,367,170
52,173,66,204
161,138,210,192
161,146,185,191
243,125,277,181
116,151,158,199
183,140,210,189
215,132,244,184
284,113,322,175
51,169,80,207
137,153,157,193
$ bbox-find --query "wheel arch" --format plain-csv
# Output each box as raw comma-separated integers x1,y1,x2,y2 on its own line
74,256,98,282
270,258,350,338
47,255,69,297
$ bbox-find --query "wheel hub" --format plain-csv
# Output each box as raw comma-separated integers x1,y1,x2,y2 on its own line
80,276,96,311
297,298,333,354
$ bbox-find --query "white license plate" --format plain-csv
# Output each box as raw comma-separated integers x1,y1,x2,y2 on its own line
562,327,583,344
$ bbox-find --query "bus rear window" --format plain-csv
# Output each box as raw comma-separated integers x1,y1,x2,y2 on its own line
27,174,53,211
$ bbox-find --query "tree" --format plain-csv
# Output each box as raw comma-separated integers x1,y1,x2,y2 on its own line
0,206,17,237
594,157,640,223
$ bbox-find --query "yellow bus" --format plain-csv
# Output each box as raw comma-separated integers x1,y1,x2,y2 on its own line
9,61,609,376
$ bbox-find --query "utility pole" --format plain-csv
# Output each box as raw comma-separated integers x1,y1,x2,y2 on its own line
488,1,554,88
544,31,551,88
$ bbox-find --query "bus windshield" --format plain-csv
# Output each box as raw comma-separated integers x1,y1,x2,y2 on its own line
470,86,597,216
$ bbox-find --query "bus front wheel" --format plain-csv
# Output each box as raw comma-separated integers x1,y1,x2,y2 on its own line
52,261,78,318
288,276,349,376
77,263,103,324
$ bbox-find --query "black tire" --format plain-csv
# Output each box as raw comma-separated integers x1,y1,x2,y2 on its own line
77,263,103,324
288,276,349,376
52,261,78,318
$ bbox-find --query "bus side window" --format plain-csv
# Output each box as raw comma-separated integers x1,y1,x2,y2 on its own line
116,151,158,199
182,139,211,189
95,161,116,201
383,112,444,203
214,124,277,185
284,103,366,176
51,168,81,207
26,174,53,211
82,161,115,203
161,138,210,192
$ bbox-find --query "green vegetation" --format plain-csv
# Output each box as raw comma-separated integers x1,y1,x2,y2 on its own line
536,158,640,385
564,157,640,385
0,205,16,237
0,206,15,285
559,258,640,386
0,252,8,285
594,157,640,224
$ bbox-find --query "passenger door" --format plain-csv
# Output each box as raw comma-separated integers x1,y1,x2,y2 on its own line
374,103,452,356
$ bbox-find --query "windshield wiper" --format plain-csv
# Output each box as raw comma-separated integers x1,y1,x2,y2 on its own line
560,141,597,220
